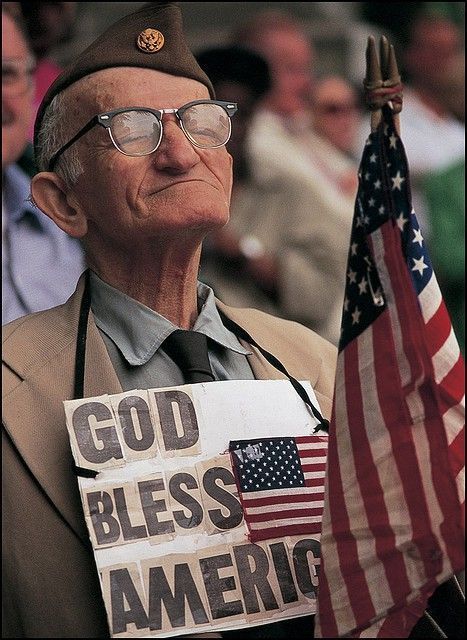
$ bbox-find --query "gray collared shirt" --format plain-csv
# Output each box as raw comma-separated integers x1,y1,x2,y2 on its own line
89,270,255,390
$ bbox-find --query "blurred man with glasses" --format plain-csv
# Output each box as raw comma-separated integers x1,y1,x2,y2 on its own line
2,3,336,638
2,5,84,324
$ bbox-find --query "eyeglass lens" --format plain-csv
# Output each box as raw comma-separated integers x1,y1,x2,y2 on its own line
109,103,231,156
110,111,160,156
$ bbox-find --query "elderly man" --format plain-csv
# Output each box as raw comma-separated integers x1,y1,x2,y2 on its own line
2,3,336,639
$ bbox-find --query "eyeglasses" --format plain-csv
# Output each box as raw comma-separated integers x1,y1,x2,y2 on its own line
48,99,238,171
2,57,36,97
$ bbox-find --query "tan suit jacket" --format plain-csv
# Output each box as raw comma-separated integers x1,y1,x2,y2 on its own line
2,275,337,638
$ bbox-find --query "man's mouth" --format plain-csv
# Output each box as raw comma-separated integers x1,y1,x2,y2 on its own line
149,178,215,195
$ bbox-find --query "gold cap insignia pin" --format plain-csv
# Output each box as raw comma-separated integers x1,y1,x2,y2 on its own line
137,28,164,53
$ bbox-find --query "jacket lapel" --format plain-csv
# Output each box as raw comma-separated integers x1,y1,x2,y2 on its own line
217,300,321,382
2,275,122,545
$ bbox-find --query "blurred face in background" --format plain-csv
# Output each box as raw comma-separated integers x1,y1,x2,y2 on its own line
2,11,35,169
256,27,314,117
312,77,360,154
405,15,462,90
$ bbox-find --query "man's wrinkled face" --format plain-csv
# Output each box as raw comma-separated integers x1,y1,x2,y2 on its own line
62,67,233,251
2,12,35,169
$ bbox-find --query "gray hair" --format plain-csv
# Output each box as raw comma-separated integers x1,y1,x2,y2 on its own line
35,91,84,186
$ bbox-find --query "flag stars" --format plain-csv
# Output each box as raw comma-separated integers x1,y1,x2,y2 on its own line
344,296,349,312
391,171,405,191
351,242,358,256
368,197,376,207
396,212,408,231
369,153,377,163
378,205,386,215
364,171,371,181
412,228,424,247
374,179,382,190
389,133,398,149
347,269,357,284
351,306,362,325
411,256,429,276
358,277,368,294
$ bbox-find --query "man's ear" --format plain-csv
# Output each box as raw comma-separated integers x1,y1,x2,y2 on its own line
31,172,88,238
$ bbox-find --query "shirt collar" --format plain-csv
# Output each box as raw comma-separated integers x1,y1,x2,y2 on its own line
89,270,251,366
3,164,43,227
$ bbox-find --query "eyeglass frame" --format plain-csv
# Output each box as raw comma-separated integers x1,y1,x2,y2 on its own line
47,99,238,171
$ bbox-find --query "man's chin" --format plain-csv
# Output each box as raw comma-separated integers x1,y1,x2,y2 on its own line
135,203,229,236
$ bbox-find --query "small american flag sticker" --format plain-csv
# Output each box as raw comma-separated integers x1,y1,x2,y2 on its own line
229,435,328,542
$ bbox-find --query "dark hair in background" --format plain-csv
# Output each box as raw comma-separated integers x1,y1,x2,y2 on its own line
196,45,272,100
19,1,77,58
2,2,29,41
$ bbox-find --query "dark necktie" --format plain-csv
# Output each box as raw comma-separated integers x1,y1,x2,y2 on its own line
163,329,215,383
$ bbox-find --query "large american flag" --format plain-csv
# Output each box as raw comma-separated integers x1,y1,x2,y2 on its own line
315,108,465,638
229,435,328,542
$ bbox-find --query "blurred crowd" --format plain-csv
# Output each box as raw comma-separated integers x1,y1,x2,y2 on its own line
2,1,464,352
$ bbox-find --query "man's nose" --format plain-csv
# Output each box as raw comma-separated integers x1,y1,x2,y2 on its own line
152,114,200,173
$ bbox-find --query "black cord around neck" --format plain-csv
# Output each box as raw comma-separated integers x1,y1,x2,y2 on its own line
219,312,329,433
73,269,91,401
73,271,329,436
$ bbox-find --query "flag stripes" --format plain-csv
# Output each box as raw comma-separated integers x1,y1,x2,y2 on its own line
229,435,328,543
315,111,464,638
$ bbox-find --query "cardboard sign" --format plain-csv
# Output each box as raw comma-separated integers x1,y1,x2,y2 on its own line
64,380,328,637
